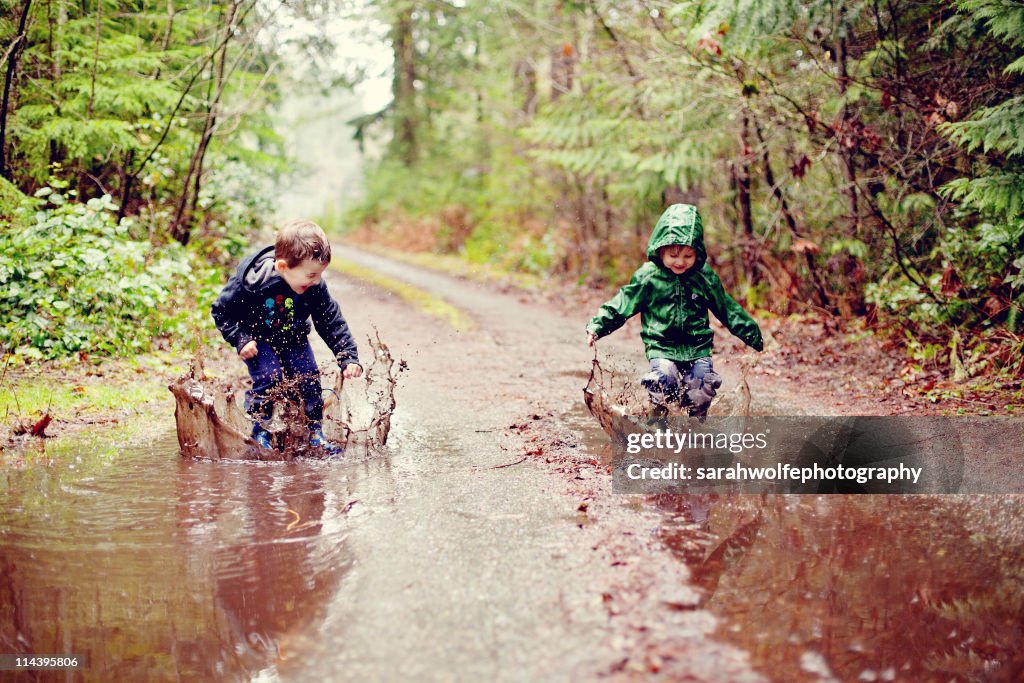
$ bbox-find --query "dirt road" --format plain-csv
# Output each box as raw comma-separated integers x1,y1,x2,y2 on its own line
319,248,1024,682
304,246,766,680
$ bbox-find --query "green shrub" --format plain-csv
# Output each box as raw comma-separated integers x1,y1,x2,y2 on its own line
0,192,193,359
0,176,37,219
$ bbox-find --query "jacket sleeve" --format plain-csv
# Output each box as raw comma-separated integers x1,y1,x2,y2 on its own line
703,269,763,351
309,285,361,368
586,268,648,339
211,274,254,353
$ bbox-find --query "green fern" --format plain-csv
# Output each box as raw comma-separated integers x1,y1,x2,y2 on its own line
940,1,1024,234
941,96,1024,157
954,0,1024,49
942,171,1024,220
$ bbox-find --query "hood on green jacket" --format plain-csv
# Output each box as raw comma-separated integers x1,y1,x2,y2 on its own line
646,204,707,273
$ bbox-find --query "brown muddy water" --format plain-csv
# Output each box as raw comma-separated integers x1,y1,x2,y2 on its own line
1,431,365,680
3,425,1022,682
654,493,1024,682
562,393,1024,683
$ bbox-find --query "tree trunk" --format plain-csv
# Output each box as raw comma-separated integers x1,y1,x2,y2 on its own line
0,0,32,180
122,3,239,219
87,0,100,117
46,0,64,83
153,0,175,79
549,1,575,101
753,120,833,311
835,6,860,235
169,0,238,245
821,5,865,327
392,2,417,165
513,59,537,117
735,108,758,283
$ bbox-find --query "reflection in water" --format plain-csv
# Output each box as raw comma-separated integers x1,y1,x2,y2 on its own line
0,434,354,681
656,494,1024,683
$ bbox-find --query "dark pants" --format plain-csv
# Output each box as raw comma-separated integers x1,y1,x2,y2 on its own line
640,357,722,417
243,341,323,425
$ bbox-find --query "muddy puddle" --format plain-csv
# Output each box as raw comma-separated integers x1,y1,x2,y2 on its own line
0,430,385,680
579,359,1024,682
656,494,1024,682
0,334,403,680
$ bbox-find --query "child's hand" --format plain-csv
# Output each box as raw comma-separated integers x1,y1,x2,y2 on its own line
342,363,363,379
586,331,598,347
239,340,258,360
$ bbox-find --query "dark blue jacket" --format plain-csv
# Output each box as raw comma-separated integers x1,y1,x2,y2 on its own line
211,246,360,368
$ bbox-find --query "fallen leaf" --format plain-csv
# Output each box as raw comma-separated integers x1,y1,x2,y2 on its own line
30,413,52,437
791,238,820,255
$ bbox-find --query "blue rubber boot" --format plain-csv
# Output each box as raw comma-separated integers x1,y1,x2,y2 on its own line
251,423,274,449
310,424,343,456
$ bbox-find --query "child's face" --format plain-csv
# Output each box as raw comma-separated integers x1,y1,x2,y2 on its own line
276,257,329,294
658,244,697,275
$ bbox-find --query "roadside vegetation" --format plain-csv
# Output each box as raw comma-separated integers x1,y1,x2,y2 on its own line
0,0,343,434
343,0,1024,400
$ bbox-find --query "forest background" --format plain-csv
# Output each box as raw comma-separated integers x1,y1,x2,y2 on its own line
0,0,1022,407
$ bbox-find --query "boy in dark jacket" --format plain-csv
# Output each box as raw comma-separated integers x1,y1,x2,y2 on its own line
586,204,763,417
212,219,362,454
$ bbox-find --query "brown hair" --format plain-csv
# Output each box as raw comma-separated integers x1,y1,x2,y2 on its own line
275,219,332,267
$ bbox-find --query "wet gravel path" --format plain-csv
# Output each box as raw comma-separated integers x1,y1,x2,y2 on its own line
296,246,766,681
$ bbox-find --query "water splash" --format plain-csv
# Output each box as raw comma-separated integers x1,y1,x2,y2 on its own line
582,353,757,440
582,355,646,441
169,332,399,460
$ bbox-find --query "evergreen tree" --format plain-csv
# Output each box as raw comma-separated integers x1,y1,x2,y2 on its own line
940,0,1024,332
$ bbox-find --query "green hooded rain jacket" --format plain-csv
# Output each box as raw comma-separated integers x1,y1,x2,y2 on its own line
586,204,763,362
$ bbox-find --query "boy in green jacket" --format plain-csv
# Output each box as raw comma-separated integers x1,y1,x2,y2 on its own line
586,204,763,417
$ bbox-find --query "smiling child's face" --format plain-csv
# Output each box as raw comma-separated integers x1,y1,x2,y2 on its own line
658,244,697,275
276,257,329,294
